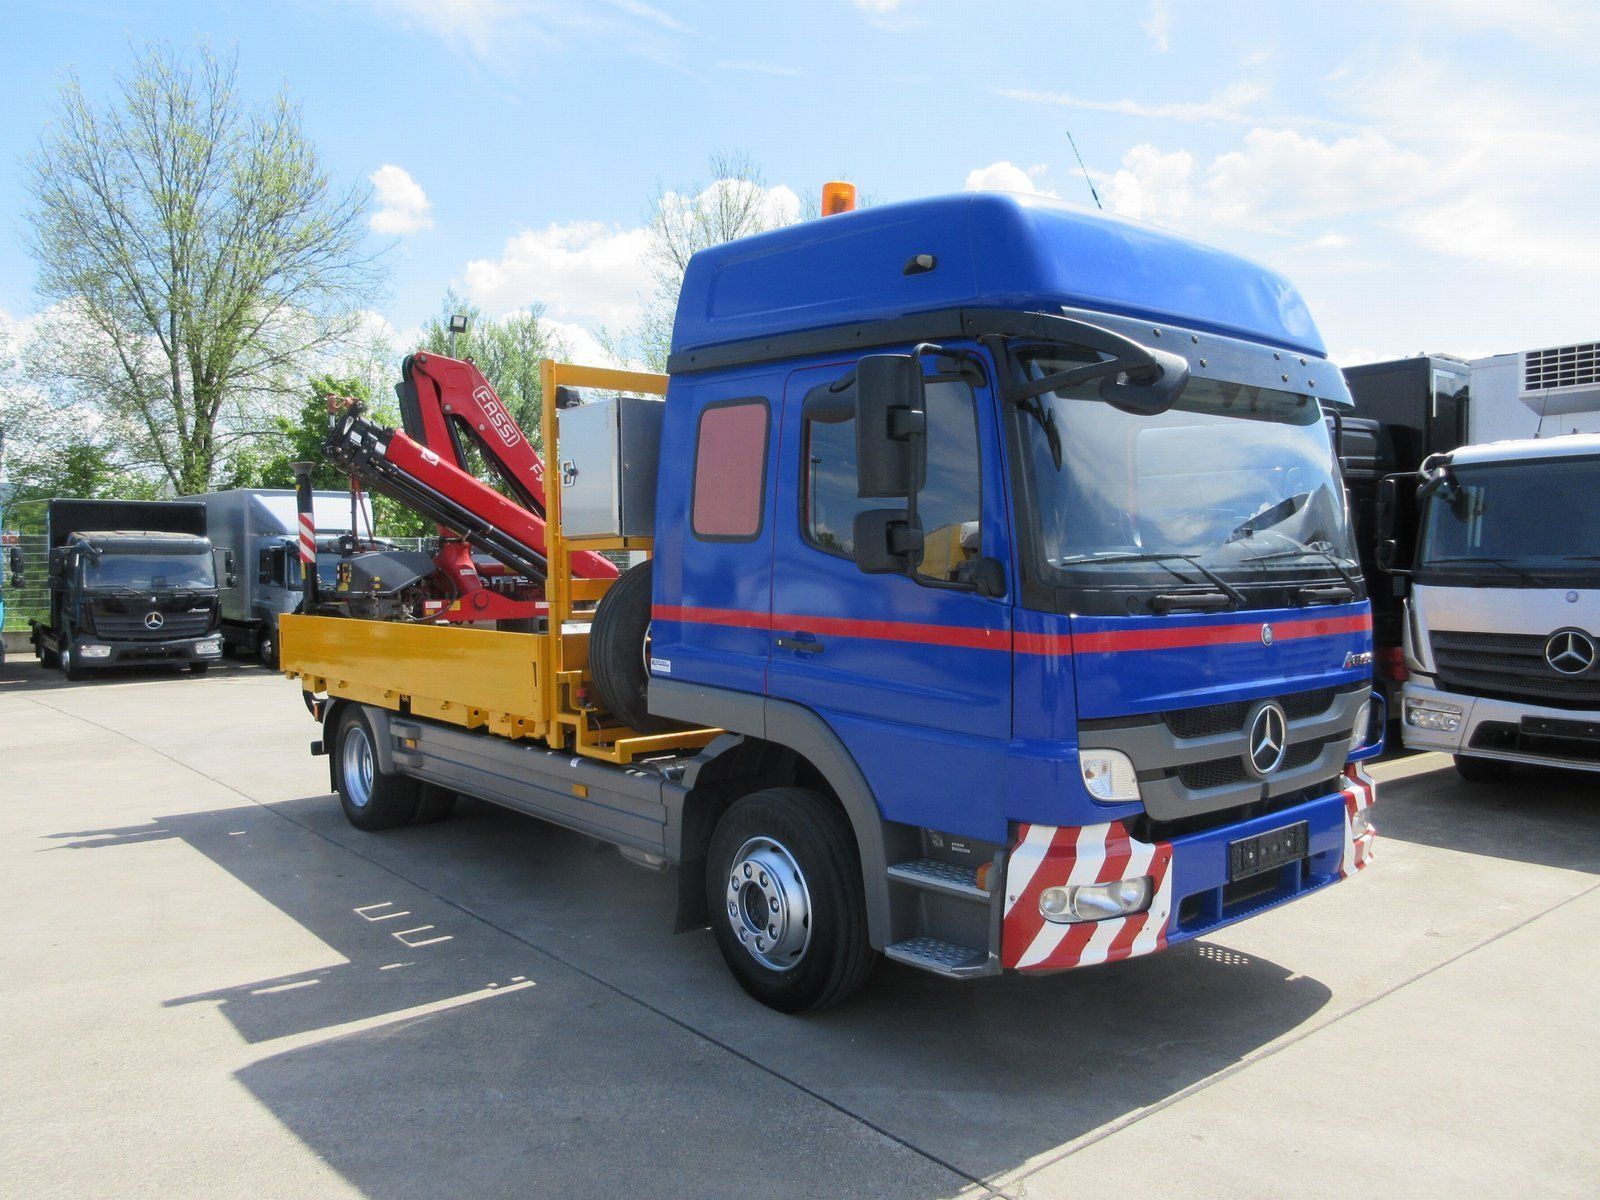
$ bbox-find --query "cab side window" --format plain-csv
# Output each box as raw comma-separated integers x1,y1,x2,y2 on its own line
692,398,770,541
802,378,982,583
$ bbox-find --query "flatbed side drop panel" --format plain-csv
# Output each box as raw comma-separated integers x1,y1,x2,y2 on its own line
280,613,547,737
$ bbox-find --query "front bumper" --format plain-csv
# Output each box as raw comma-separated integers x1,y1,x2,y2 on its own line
73,637,223,670
1002,763,1376,972
1401,681,1600,773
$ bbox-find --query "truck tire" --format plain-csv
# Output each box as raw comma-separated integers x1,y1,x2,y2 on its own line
1454,754,1514,784
335,707,421,831
706,787,876,1013
589,561,676,734
60,645,85,682
258,630,278,670
414,783,458,824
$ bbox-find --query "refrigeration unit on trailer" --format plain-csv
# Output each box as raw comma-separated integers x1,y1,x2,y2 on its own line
282,191,1384,1011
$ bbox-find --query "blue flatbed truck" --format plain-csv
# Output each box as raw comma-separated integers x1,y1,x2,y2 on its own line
282,192,1382,1011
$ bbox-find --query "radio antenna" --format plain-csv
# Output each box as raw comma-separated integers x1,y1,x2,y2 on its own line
1066,128,1103,211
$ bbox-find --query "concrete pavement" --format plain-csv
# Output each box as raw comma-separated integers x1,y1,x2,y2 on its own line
2,659,1596,1198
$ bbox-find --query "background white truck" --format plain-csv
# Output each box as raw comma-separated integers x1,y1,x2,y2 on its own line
1362,341,1600,779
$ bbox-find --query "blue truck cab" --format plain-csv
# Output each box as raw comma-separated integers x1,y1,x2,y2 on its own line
646,193,1381,999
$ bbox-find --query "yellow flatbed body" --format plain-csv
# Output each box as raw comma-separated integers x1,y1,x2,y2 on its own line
282,613,720,763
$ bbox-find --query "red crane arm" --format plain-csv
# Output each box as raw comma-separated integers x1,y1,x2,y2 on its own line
394,350,616,580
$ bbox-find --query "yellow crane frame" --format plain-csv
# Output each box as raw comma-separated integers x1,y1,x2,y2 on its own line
281,359,720,765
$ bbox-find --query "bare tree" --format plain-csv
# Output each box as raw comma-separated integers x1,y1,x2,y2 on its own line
25,43,383,494
604,152,799,372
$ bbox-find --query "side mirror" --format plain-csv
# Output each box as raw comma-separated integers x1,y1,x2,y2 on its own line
1097,347,1190,416
853,509,924,574
49,547,65,584
855,354,927,499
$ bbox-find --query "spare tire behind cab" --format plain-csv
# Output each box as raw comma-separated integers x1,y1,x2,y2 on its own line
588,560,680,734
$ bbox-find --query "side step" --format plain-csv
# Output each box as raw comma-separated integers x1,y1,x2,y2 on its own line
885,936,996,979
886,857,989,900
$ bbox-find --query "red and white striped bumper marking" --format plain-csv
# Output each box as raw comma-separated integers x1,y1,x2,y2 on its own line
1002,821,1175,972
298,512,316,564
1340,762,1377,877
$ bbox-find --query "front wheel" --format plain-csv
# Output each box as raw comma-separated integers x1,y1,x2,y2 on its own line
60,645,85,682
336,707,421,830
706,787,876,1013
258,629,278,670
1454,754,1514,784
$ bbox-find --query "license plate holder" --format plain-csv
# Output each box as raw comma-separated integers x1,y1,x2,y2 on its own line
1229,821,1309,882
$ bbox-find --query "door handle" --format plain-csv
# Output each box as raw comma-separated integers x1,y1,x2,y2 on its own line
776,635,825,655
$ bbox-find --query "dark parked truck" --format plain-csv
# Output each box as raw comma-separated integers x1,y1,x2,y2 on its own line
30,499,225,679
282,192,1384,1011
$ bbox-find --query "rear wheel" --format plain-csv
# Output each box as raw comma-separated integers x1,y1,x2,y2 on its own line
335,707,421,830
706,787,876,1013
1454,754,1514,784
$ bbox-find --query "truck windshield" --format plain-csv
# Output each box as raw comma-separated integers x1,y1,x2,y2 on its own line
1012,346,1359,601
84,551,216,591
1418,456,1600,586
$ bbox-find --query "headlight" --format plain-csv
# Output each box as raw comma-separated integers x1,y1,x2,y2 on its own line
196,638,222,655
1079,749,1140,802
1040,877,1153,924
1350,699,1372,751
1404,698,1462,732
79,643,112,659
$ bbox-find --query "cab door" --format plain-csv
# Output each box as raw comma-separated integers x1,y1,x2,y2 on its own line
766,353,1014,842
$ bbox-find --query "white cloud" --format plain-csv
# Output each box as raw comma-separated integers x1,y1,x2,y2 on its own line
1396,0,1600,43
852,0,909,11
459,221,652,328
368,165,434,236
542,318,612,367
715,60,801,77
1142,1,1171,52
964,161,1056,196
368,0,517,61
1099,145,1198,227
1000,80,1270,126
1204,128,1430,229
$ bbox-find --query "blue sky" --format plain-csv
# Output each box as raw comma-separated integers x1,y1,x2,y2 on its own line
5,0,1597,366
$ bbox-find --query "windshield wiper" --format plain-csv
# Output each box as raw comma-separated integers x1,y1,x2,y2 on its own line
1055,551,1247,609
1426,556,1551,585
1225,492,1314,544
1244,540,1362,592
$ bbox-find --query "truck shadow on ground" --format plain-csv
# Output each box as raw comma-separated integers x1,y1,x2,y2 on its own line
1372,754,1600,873
52,796,1336,1198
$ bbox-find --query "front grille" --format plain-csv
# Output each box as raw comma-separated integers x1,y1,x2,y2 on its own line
93,611,214,641
1163,687,1336,739
1431,631,1600,710
1176,738,1329,791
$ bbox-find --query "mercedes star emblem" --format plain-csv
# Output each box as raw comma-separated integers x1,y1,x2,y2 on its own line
143,611,165,631
1260,623,1274,646
1544,629,1596,677
1245,701,1289,777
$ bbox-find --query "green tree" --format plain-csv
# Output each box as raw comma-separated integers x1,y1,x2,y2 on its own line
25,42,382,495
